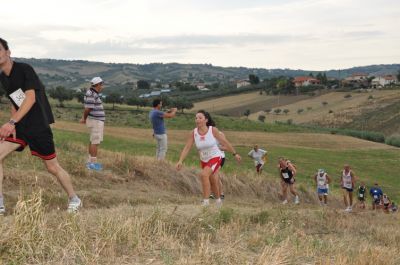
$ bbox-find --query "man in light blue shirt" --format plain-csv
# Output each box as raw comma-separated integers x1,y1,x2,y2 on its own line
149,99,177,160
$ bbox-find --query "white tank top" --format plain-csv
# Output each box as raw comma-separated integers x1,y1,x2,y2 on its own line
194,126,223,162
383,196,390,204
342,170,353,189
317,173,328,189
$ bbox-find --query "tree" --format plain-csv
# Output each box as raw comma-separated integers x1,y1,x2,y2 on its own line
283,109,290,115
105,92,123,110
48,86,74,107
274,108,282,114
322,101,328,106
249,74,260,85
74,88,86,104
258,114,266,122
137,80,150,90
173,97,193,113
244,109,251,119
397,70,400,82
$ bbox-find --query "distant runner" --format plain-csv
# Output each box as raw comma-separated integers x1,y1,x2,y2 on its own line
278,158,299,204
357,182,367,209
248,145,267,175
369,183,383,210
176,110,241,207
314,169,331,206
340,164,356,212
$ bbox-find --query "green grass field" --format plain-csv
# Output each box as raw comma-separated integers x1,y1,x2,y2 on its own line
53,128,400,201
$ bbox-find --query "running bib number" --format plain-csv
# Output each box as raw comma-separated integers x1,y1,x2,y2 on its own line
282,173,290,179
374,195,378,199
359,194,364,198
9,88,26,107
318,180,325,186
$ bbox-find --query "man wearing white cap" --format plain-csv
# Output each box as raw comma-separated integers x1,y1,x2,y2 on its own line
80,77,105,170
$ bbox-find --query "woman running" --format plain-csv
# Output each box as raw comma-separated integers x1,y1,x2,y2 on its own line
278,158,300,204
340,164,356,212
176,110,241,206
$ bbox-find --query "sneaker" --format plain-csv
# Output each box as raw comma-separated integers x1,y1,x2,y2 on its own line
201,199,210,207
282,200,288,205
0,206,5,215
215,198,223,208
86,162,103,171
209,194,215,199
220,194,225,200
294,196,300,204
67,197,82,213
344,207,352,212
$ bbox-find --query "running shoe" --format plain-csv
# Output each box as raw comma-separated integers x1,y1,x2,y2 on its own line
201,199,210,207
294,196,300,204
220,194,225,200
0,206,5,215
282,200,288,205
209,194,215,199
86,162,103,171
67,197,82,213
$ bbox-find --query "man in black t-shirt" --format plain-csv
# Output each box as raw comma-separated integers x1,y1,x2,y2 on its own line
0,37,81,214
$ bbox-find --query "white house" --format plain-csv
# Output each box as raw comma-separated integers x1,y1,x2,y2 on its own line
371,75,397,88
236,80,251,88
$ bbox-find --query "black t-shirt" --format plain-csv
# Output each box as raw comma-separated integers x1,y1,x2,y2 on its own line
0,61,54,133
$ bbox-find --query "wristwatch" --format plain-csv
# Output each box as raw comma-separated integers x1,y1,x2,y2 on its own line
8,119,17,126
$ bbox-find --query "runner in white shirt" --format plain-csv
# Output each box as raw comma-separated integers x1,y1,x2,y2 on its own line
176,110,241,206
340,164,356,212
248,145,267,174
314,169,331,206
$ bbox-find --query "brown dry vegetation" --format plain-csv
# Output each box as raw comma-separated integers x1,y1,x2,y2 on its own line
248,90,400,125
0,141,399,265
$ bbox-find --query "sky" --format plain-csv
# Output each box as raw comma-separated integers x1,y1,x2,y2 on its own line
1,0,399,70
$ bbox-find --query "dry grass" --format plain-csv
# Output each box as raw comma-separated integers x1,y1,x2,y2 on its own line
0,141,399,264
248,90,400,125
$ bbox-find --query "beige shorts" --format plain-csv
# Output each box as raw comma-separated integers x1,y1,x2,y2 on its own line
86,118,104,144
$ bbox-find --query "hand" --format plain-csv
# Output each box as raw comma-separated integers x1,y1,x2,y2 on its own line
0,123,15,141
176,161,183,171
79,118,86,124
234,153,241,164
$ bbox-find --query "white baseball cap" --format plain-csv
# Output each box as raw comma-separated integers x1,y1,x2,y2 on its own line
91,77,103,85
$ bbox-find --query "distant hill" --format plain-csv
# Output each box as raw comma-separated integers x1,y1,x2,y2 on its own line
13,57,400,92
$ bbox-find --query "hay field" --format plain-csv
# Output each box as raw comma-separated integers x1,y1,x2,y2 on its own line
248,90,400,124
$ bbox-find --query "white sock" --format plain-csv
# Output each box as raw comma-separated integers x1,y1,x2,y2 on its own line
0,196,4,206
90,157,97,163
202,199,210,205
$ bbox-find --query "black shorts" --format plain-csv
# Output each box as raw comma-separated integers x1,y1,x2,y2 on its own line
220,157,225,168
282,177,295,184
358,197,365,202
5,127,56,160
342,187,353,192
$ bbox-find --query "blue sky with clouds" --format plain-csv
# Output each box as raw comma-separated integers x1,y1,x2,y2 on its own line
1,0,399,70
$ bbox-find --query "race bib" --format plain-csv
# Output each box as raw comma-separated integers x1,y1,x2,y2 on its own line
282,173,290,179
9,88,26,107
374,195,378,199
359,194,364,198
318,180,325,186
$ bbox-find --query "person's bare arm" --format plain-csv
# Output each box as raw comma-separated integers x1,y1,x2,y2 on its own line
213,127,241,163
176,130,194,170
163,108,177,118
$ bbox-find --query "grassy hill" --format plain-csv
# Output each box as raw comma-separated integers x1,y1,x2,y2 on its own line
0,119,399,264
194,89,400,136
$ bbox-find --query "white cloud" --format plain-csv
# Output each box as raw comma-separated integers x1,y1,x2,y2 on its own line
1,0,399,70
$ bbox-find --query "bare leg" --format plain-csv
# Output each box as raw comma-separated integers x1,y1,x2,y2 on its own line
349,192,353,207
209,172,220,199
89,144,98,159
281,181,288,201
0,142,20,198
342,189,349,207
289,184,298,197
200,167,213,199
43,158,76,198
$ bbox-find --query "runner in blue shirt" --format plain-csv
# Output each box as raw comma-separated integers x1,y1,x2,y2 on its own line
369,183,383,210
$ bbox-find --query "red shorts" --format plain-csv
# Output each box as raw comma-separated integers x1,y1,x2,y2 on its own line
200,156,222,174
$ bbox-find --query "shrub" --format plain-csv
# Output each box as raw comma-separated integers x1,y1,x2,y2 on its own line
297,109,304,114
307,106,312,111
328,110,334,113
286,119,293,125
274,108,282,114
330,129,385,143
385,134,400,147
322,101,328,106
283,109,290,115
344,94,352,98
258,115,266,122
368,95,374,100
